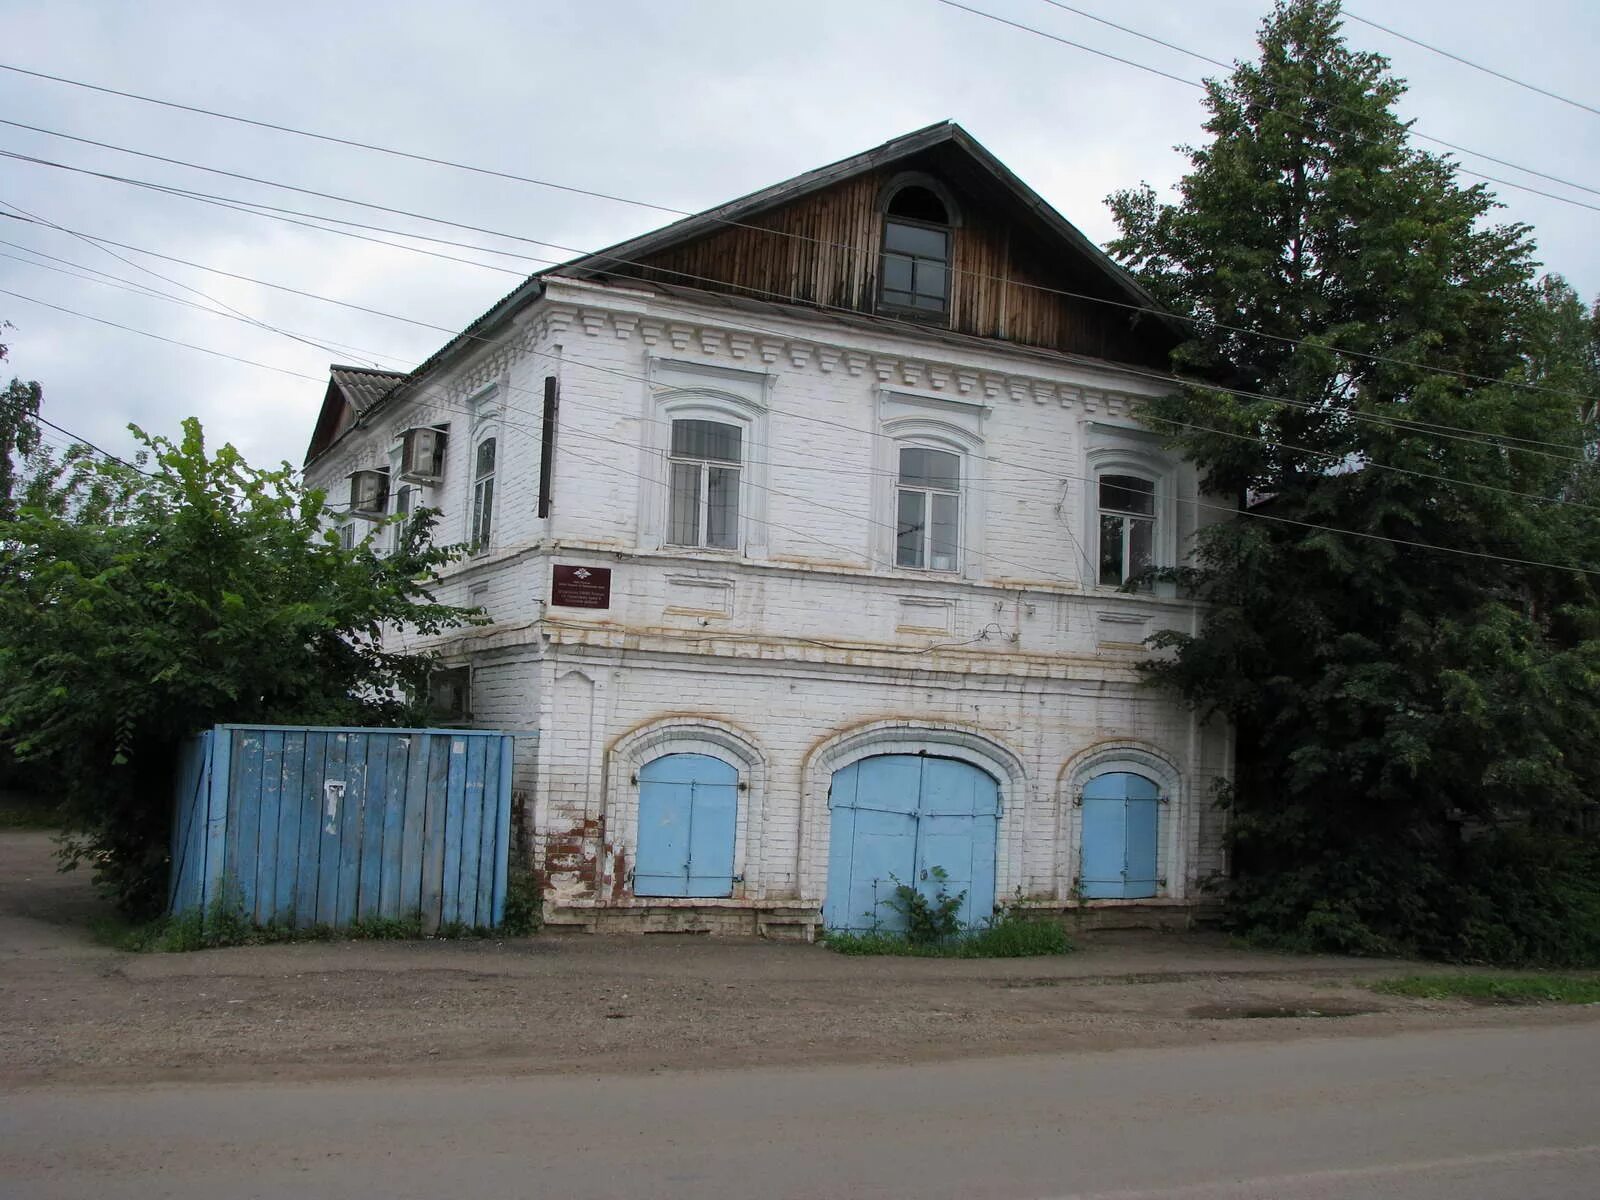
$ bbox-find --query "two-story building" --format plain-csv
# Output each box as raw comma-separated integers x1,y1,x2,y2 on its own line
303,122,1231,937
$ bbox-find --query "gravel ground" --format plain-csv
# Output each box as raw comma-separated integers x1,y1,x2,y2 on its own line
3,831,1593,1088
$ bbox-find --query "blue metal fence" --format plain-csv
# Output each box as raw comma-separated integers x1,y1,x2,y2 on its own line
169,724,517,931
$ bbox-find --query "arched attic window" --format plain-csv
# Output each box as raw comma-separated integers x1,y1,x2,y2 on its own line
879,184,952,318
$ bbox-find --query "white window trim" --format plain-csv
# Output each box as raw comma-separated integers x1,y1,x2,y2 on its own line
873,390,988,580
1058,742,1187,901
1085,433,1177,595
638,358,772,557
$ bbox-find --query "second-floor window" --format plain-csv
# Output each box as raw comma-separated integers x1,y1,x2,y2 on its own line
896,446,961,571
668,418,741,550
880,185,950,316
1098,474,1155,587
471,437,495,549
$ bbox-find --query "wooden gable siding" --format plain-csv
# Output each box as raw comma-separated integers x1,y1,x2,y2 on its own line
613,165,1170,367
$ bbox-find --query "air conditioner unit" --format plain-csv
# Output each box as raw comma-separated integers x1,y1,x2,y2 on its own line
427,665,471,724
400,426,447,483
348,469,390,520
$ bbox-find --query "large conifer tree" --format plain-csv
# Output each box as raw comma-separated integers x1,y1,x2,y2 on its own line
1109,0,1600,961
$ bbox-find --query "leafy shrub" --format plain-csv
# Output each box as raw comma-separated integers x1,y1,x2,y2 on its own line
499,869,542,936
884,867,965,945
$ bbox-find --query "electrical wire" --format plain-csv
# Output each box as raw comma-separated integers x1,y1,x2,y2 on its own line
0,385,154,476
5,143,1593,459
1032,0,1600,198
934,0,1600,213
2,68,1598,409
1343,10,1600,119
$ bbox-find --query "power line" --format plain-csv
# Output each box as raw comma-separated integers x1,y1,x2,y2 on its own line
1033,0,1600,199
1343,10,1600,119
0,386,154,476
0,287,324,382
12,241,1594,579
2,64,1598,409
5,142,1592,460
935,0,1600,212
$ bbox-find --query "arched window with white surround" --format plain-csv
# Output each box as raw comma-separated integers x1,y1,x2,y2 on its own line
639,358,772,558
1061,743,1186,902
1085,432,1177,593
604,718,767,902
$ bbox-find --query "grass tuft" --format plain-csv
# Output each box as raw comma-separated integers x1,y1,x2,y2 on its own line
826,916,1072,958
1371,974,1600,1005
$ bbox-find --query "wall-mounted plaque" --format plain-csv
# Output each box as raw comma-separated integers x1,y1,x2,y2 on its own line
551,564,612,609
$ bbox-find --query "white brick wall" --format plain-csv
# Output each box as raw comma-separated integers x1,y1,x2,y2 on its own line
305,276,1232,927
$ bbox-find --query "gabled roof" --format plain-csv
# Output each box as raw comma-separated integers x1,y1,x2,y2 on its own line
305,365,408,465
331,365,407,414
555,120,1172,322
306,121,1178,465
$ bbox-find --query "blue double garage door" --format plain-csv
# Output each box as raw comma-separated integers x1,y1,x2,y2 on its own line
824,754,999,933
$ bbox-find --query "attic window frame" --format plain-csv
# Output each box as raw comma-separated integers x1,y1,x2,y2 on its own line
876,174,960,325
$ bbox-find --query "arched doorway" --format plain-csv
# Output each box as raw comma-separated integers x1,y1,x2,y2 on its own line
634,753,739,897
824,754,999,931
1079,771,1160,899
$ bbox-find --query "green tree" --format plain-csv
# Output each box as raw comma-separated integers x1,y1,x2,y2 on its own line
0,418,476,914
1108,0,1600,962
0,329,43,520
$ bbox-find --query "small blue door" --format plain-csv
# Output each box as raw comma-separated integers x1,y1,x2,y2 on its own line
635,753,738,897
1080,771,1161,899
824,754,999,931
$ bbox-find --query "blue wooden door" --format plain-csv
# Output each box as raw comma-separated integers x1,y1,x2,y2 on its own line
635,753,738,897
1080,772,1160,899
824,754,999,931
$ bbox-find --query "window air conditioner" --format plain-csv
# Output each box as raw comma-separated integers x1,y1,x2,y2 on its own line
348,468,390,520
427,665,471,724
400,426,447,483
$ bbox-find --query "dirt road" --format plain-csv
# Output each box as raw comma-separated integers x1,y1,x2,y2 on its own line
2,830,1596,1089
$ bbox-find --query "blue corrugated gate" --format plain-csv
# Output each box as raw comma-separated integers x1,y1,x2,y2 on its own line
1080,771,1161,899
824,754,999,932
169,725,517,931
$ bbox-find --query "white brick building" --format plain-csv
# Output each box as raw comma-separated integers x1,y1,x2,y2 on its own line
304,123,1231,936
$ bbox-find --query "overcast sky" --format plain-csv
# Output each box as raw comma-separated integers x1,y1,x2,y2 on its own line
2,0,1596,469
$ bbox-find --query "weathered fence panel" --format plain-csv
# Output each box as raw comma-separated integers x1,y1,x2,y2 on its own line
169,724,517,931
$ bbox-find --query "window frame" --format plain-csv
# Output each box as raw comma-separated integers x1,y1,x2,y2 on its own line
874,390,988,580
470,435,496,551
894,443,963,573
1084,435,1177,594
1096,471,1158,589
875,175,961,323
665,417,744,552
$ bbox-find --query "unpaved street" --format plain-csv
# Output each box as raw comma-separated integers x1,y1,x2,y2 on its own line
5,829,1600,1198
5,830,1596,1088
5,1024,1598,1199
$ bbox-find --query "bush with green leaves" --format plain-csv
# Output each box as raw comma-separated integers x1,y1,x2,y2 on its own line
0,418,478,915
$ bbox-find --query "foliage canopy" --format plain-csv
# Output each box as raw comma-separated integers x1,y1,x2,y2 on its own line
1108,0,1600,963
0,414,476,914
